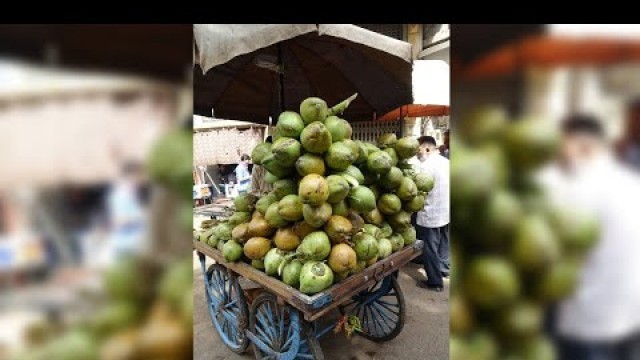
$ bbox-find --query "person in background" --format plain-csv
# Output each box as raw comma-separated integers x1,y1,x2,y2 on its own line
538,114,640,360
234,154,252,194
103,161,148,264
617,98,640,172
439,129,450,159
251,136,274,196
410,135,450,292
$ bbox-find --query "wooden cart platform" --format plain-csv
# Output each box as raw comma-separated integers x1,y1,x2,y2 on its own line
193,239,423,322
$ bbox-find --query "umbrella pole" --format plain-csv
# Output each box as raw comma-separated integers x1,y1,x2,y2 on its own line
278,43,285,113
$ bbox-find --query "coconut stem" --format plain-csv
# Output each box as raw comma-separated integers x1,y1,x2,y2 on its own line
329,93,358,116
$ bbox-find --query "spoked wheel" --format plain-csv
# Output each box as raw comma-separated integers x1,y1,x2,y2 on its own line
249,292,324,360
339,274,406,342
204,264,250,353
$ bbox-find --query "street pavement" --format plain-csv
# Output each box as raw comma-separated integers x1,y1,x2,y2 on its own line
193,253,449,360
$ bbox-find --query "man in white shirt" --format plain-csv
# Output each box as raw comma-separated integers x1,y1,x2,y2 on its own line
410,136,450,292
538,114,640,360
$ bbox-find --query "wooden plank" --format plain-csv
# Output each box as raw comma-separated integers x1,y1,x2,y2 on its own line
194,240,303,312
304,244,422,322
193,239,423,320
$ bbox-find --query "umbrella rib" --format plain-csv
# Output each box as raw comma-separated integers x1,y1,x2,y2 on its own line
292,37,380,116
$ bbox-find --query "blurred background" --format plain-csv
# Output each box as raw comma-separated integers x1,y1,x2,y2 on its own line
451,25,640,359
0,25,193,359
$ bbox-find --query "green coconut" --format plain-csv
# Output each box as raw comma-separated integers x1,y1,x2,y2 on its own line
228,211,251,226
300,121,332,154
278,194,303,221
273,227,301,251
331,200,349,217
379,166,404,190
328,243,357,273
324,116,352,142
326,175,350,204
367,151,393,174
298,231,332,260
394,136,419,159
248,215,275,238
295,153,326,177
414,173,435,193
265,202,289,228
273,179,297,200
251,142,273,165
378,238,393,259
252,259,265,270
399,226,417,246
234,193,258,212
244,237,272,260
378,193,402,215
369,184,381,200
231,223,250,244
363,208,384,226
337,165,364,185
341,139,360,159
325,141,356,171
388,211,412,230
353,140,369,164
347,186,377,213
300,97,329,125
215,222,234,241
396,177,418,201
223,240,243,262
353,232,379,261
264,248,287,276
264,171,279,184
272,137,302,167
299,261,334,294
298,174,329,205
324,215,353,244
364,142,380,154
383,147,399,166
377,133,397,149
403,195,425,213
256,194,278,215
262,153,293,178
282,260,303,288
388,233,404,252
362,224,382,239
302,203,332,228
380,222,393,238
276,111,305,138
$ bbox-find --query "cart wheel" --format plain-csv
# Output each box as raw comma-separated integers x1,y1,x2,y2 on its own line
204,264,250,353
249,292,324,360
339,275,405,342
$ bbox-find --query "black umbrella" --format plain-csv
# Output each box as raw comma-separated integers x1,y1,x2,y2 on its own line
194,24,413,124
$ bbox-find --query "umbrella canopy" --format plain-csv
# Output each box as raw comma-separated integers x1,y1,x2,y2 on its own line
378,104,449,121
464,35,640,79
193,24,413,124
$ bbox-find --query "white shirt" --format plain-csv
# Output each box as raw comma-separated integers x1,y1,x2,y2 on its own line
538,153,640,342
409,153,450,228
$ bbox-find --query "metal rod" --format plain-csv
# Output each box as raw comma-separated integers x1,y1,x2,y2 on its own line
278,43,285,113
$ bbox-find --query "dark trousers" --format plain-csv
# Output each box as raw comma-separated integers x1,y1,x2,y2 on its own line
416,223,450,288
557,333,640,360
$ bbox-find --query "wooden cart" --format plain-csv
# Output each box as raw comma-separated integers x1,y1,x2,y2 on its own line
194,239,423,360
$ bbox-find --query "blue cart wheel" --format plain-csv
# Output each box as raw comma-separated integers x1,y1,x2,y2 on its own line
339,275,406,342
249,292,324,360
204,264,250,353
